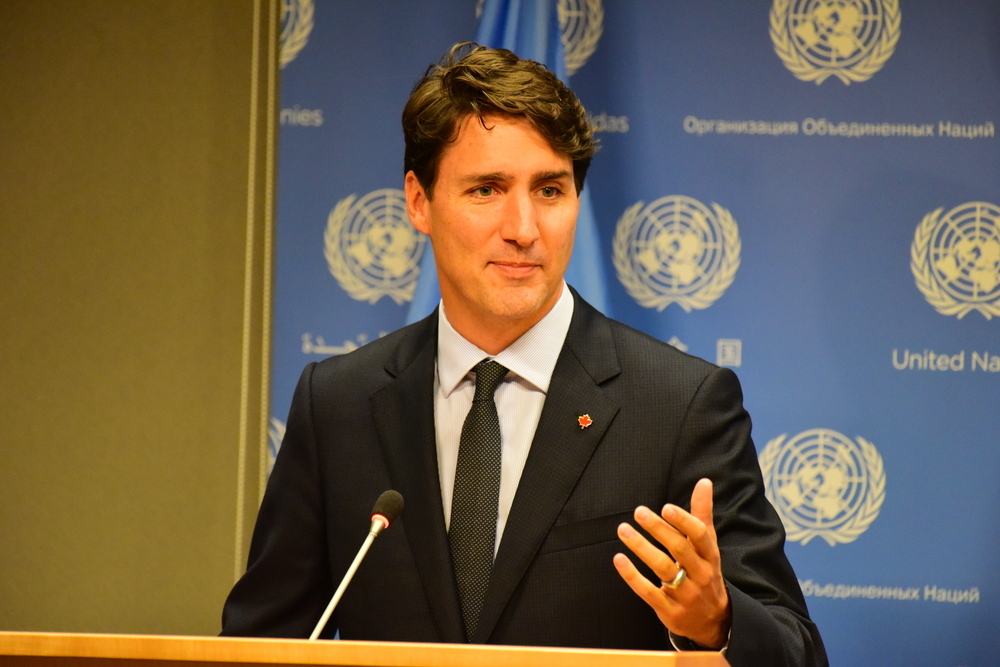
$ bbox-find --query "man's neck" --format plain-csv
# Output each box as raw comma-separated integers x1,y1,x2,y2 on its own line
441,285,566,355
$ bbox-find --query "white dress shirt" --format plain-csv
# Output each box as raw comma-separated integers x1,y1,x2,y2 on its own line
434,283,574,556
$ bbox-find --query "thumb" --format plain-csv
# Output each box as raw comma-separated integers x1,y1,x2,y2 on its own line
690,478,714,528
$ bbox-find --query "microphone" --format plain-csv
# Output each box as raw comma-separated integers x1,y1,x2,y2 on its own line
370,489,404,537
309,490,404,640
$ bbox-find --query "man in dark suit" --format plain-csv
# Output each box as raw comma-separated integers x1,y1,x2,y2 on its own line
222,44,827,667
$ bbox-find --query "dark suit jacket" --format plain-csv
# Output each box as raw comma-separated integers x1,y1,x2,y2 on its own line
222,291,827,667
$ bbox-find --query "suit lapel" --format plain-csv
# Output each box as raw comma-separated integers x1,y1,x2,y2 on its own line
475,294,621,643
370,314,465,643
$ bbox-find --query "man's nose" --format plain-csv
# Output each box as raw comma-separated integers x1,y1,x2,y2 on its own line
499,189,541,247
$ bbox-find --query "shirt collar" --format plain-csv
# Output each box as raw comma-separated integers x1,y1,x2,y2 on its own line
437,282,575,397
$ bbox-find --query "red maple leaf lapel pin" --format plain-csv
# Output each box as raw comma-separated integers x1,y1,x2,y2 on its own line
577,414,593,429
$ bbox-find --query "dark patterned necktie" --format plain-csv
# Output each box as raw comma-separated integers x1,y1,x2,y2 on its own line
449,358,508,641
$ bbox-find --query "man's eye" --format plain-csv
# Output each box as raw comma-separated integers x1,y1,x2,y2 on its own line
540,186,559,197
475,186,494,196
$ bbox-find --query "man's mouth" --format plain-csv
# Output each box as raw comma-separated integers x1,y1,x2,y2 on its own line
490,261,540,277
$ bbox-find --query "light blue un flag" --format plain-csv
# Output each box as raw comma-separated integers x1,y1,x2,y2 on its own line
406,0,609,324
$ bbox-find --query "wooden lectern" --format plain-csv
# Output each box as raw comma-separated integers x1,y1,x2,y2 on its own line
0,632,729,667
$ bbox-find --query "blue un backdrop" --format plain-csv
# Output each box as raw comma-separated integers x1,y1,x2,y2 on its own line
271,2,1000,664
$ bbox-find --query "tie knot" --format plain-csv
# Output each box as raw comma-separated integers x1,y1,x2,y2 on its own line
472,359,508,400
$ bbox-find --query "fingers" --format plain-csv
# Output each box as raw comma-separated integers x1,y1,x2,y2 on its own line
616,518,681,581
619,480,721,583
612,552,678,630
614,479,731,649
662,479,721,568
689,478,714,529
640,506,713,585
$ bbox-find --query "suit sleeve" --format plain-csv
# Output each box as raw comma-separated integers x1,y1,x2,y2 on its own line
220,362,336,638
669,367,828,667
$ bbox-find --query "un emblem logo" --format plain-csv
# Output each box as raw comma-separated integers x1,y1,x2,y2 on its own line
324,189,427,305
558,0,603,76
770,0,900,85
613,195,740,312
759,429,886,546
476,0,602,76
911,202,1000,320
280,0,313,68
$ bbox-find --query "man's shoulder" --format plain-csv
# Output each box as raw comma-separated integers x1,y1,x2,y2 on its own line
308,312,436,386
606,317,727,397
611,316,714,367
570,292,719,379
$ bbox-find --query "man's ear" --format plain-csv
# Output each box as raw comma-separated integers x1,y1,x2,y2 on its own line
404,171,431,235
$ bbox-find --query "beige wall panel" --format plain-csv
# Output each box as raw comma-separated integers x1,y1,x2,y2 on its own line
0,1,276,635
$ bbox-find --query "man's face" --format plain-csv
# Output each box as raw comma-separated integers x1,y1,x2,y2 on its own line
405,114,578,345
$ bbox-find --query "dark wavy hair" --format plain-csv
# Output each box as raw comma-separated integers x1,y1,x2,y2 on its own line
402,42,597,197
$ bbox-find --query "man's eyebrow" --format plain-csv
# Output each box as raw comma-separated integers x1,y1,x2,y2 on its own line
532,170,573,183
458,170,573,185
459,172,511,184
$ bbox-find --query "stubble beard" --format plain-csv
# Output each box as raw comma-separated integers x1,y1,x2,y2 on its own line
477,278,558,325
